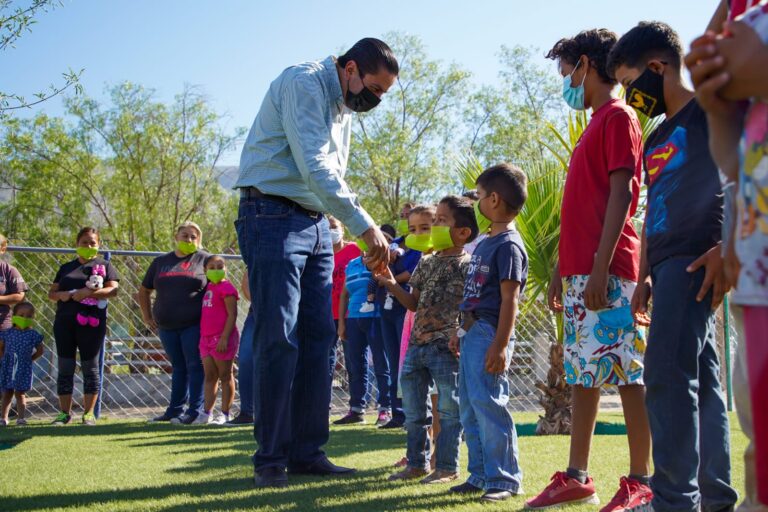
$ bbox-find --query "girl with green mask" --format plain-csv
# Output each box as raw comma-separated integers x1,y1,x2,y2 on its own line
0,301,45,426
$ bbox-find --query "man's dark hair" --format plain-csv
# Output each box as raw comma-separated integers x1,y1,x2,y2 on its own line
476,163,528,214
607,21,683,79
338,38,399,77
439,195,479,243
546,28,618,84
380,224,396,239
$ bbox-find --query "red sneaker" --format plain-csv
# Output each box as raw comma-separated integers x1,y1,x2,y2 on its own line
525,472,600,510
599,477,653,512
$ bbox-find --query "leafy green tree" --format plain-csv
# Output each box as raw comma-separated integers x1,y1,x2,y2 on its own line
346,32,472,223
0,83,243,251
0,0,82,117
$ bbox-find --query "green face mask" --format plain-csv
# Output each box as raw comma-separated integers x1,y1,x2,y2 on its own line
431,226,455,251
404,233,433,252
474,200,492,235
177,240,198,255
76,246,99,260
206,269,226,284
12,315,33,329
395,219,409,237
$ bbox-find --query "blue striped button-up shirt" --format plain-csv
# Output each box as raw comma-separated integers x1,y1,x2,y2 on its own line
234,56,374,236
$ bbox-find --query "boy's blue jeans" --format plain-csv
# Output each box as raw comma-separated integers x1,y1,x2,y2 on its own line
646,257,738,512
401,341,462,473
158,325,204,419
459,320,522,493
345,317,390,413
380,308,405,423
237,311,255,417
236,196,336,471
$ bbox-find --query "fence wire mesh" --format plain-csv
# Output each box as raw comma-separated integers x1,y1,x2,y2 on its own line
3,243,735,420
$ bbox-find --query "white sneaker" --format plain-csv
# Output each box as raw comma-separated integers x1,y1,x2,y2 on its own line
212,413,228,425
384,296,394,310
359,302,375,314
191,412,212,425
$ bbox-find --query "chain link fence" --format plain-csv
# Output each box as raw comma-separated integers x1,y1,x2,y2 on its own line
3,243,736,420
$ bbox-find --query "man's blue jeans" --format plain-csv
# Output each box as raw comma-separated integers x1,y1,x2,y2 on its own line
345,317,390,413
158,325,204,419
459,320,522,493
238,310,255,417
380,307,405,422
646,257,738,512
236,197,336,471
401,342,462,472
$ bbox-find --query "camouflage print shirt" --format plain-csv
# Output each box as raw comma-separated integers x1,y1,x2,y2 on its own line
409,252,471,346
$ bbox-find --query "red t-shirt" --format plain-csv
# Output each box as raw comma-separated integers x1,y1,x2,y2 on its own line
559,98,643,281
332,243,362,320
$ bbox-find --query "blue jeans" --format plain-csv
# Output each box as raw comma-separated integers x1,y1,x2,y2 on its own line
238,310,255,417
345,317,390,413
236,196,336,471
158,325,204,418
459,320,522,493
401,342,462,472
380,307,405,422
646,257,738,512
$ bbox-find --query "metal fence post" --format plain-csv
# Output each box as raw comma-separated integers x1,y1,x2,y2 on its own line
724,295,733,412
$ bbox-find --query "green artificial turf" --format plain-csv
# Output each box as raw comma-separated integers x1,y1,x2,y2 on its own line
0,412,747,512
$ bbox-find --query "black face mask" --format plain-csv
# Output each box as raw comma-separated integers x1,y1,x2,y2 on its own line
344,72,381,113
625,67,666,118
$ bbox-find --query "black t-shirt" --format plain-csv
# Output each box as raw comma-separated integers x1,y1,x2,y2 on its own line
643,100,723,267
141,251,209,330
53,257,120,317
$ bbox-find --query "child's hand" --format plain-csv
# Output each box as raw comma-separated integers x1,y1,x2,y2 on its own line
216,336,229,353
685,32,735,117
584,270,609,311
716,21,768,101
448,335,460,358
724,236,741,290
338,321,347,341
374,265,396,287
547,273,564,313
484,341,507,375
687,243,729,310
630,279,652,327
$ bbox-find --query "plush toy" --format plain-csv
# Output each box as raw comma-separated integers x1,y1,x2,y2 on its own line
76,265,106,328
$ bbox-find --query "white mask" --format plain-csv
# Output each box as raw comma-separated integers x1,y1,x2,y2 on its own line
330,228,344,244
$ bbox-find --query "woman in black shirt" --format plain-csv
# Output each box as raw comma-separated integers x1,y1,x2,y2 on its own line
48,227,120,426
138,222,209,424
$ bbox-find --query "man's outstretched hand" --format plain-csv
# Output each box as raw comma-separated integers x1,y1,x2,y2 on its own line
361,226,390,269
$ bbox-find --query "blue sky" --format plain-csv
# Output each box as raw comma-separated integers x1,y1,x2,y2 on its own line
2,0,715,165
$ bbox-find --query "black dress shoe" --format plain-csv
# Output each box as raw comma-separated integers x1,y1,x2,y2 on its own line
449,481,484,494
481,488,514,501
288,456,356,476
254,466,288,488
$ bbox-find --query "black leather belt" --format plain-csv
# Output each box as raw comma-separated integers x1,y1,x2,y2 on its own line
239,187,321,219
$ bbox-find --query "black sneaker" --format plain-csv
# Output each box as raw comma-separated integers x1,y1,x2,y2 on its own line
148,413,177,423
224,413,254,426
378,418,404,429
170,413,197,425
333,411,365,425
450,481,484,494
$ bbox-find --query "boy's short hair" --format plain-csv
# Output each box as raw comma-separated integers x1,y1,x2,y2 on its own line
462,190,479,201
546,28,618,85
408,205,437,221
607,21,683,79
380,224,396,239
476,164,528,214
13,302,34,315
439,195,479,243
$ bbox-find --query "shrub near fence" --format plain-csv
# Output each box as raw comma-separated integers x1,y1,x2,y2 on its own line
4,244,736,420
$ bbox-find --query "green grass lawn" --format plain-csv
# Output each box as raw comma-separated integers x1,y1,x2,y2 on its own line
0,412,747,512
